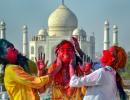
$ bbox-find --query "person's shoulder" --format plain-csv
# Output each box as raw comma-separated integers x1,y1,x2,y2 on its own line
5,64,19,73
6,64,23,71
6,64,18,68
94,67,104,71
92,67,105,75
94,66,113,76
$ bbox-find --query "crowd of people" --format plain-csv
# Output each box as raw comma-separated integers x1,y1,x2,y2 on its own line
0,37,127,100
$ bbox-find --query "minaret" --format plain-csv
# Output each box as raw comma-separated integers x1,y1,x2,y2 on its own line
90,32,95,60
0,21,6,39
112,25,118,46
22,25,28,57
103,20,110,50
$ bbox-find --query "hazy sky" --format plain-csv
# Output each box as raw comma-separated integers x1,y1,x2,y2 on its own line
0,0,130,53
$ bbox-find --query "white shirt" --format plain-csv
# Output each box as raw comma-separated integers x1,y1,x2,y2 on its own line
70,66,117,100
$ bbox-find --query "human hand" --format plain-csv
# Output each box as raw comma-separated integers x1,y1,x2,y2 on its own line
81,62,91,74
49,57,62,78
64,84,74,97
35,53,48,76
69,65,75,78
56,55,62,68
69,55,76,77
69,55,77,69
79,55,92,74
70,37,80,51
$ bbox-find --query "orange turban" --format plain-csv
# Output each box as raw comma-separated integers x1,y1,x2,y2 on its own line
111,46,127,70
100,46,127,70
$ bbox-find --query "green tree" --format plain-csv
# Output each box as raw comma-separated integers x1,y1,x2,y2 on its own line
125,51,130,72
121,51,130,79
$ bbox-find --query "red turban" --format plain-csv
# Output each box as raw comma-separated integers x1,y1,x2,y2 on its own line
100,46,127,70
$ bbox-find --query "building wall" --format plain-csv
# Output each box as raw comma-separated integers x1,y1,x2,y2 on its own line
29,35,95,65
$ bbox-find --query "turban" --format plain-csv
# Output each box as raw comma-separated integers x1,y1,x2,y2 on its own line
100,46,127,70
111,46,127,70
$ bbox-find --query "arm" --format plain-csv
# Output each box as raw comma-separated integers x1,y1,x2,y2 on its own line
71,37,86,59
38,62,62,93
79,62,92,75
6,65,50,89
48,57,62,76
70,68,105,87
35,53,48,76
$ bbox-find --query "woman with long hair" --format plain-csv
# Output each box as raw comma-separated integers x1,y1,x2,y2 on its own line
0,39,50,100
38,39,86,100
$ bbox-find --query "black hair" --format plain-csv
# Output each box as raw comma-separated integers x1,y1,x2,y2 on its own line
0,39,29,73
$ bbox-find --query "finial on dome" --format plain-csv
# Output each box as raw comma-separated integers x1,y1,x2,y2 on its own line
62,0,64,5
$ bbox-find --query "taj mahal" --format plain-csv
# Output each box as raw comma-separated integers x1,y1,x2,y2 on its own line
0,1,118,64
0,1,124,99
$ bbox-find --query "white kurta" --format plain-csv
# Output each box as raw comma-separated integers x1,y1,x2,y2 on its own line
70,66,117,100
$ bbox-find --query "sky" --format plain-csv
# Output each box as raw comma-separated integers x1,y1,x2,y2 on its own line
0,0,130,53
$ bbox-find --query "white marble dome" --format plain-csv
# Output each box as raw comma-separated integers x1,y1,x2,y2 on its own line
48,4,78,36
73,28,86,37
38,29,47,36
48,4,77,27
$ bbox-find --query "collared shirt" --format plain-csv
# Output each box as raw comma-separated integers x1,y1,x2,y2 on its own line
70,66,117,100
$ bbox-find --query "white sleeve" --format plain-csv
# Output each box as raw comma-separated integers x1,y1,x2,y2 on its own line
70,68,105,87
